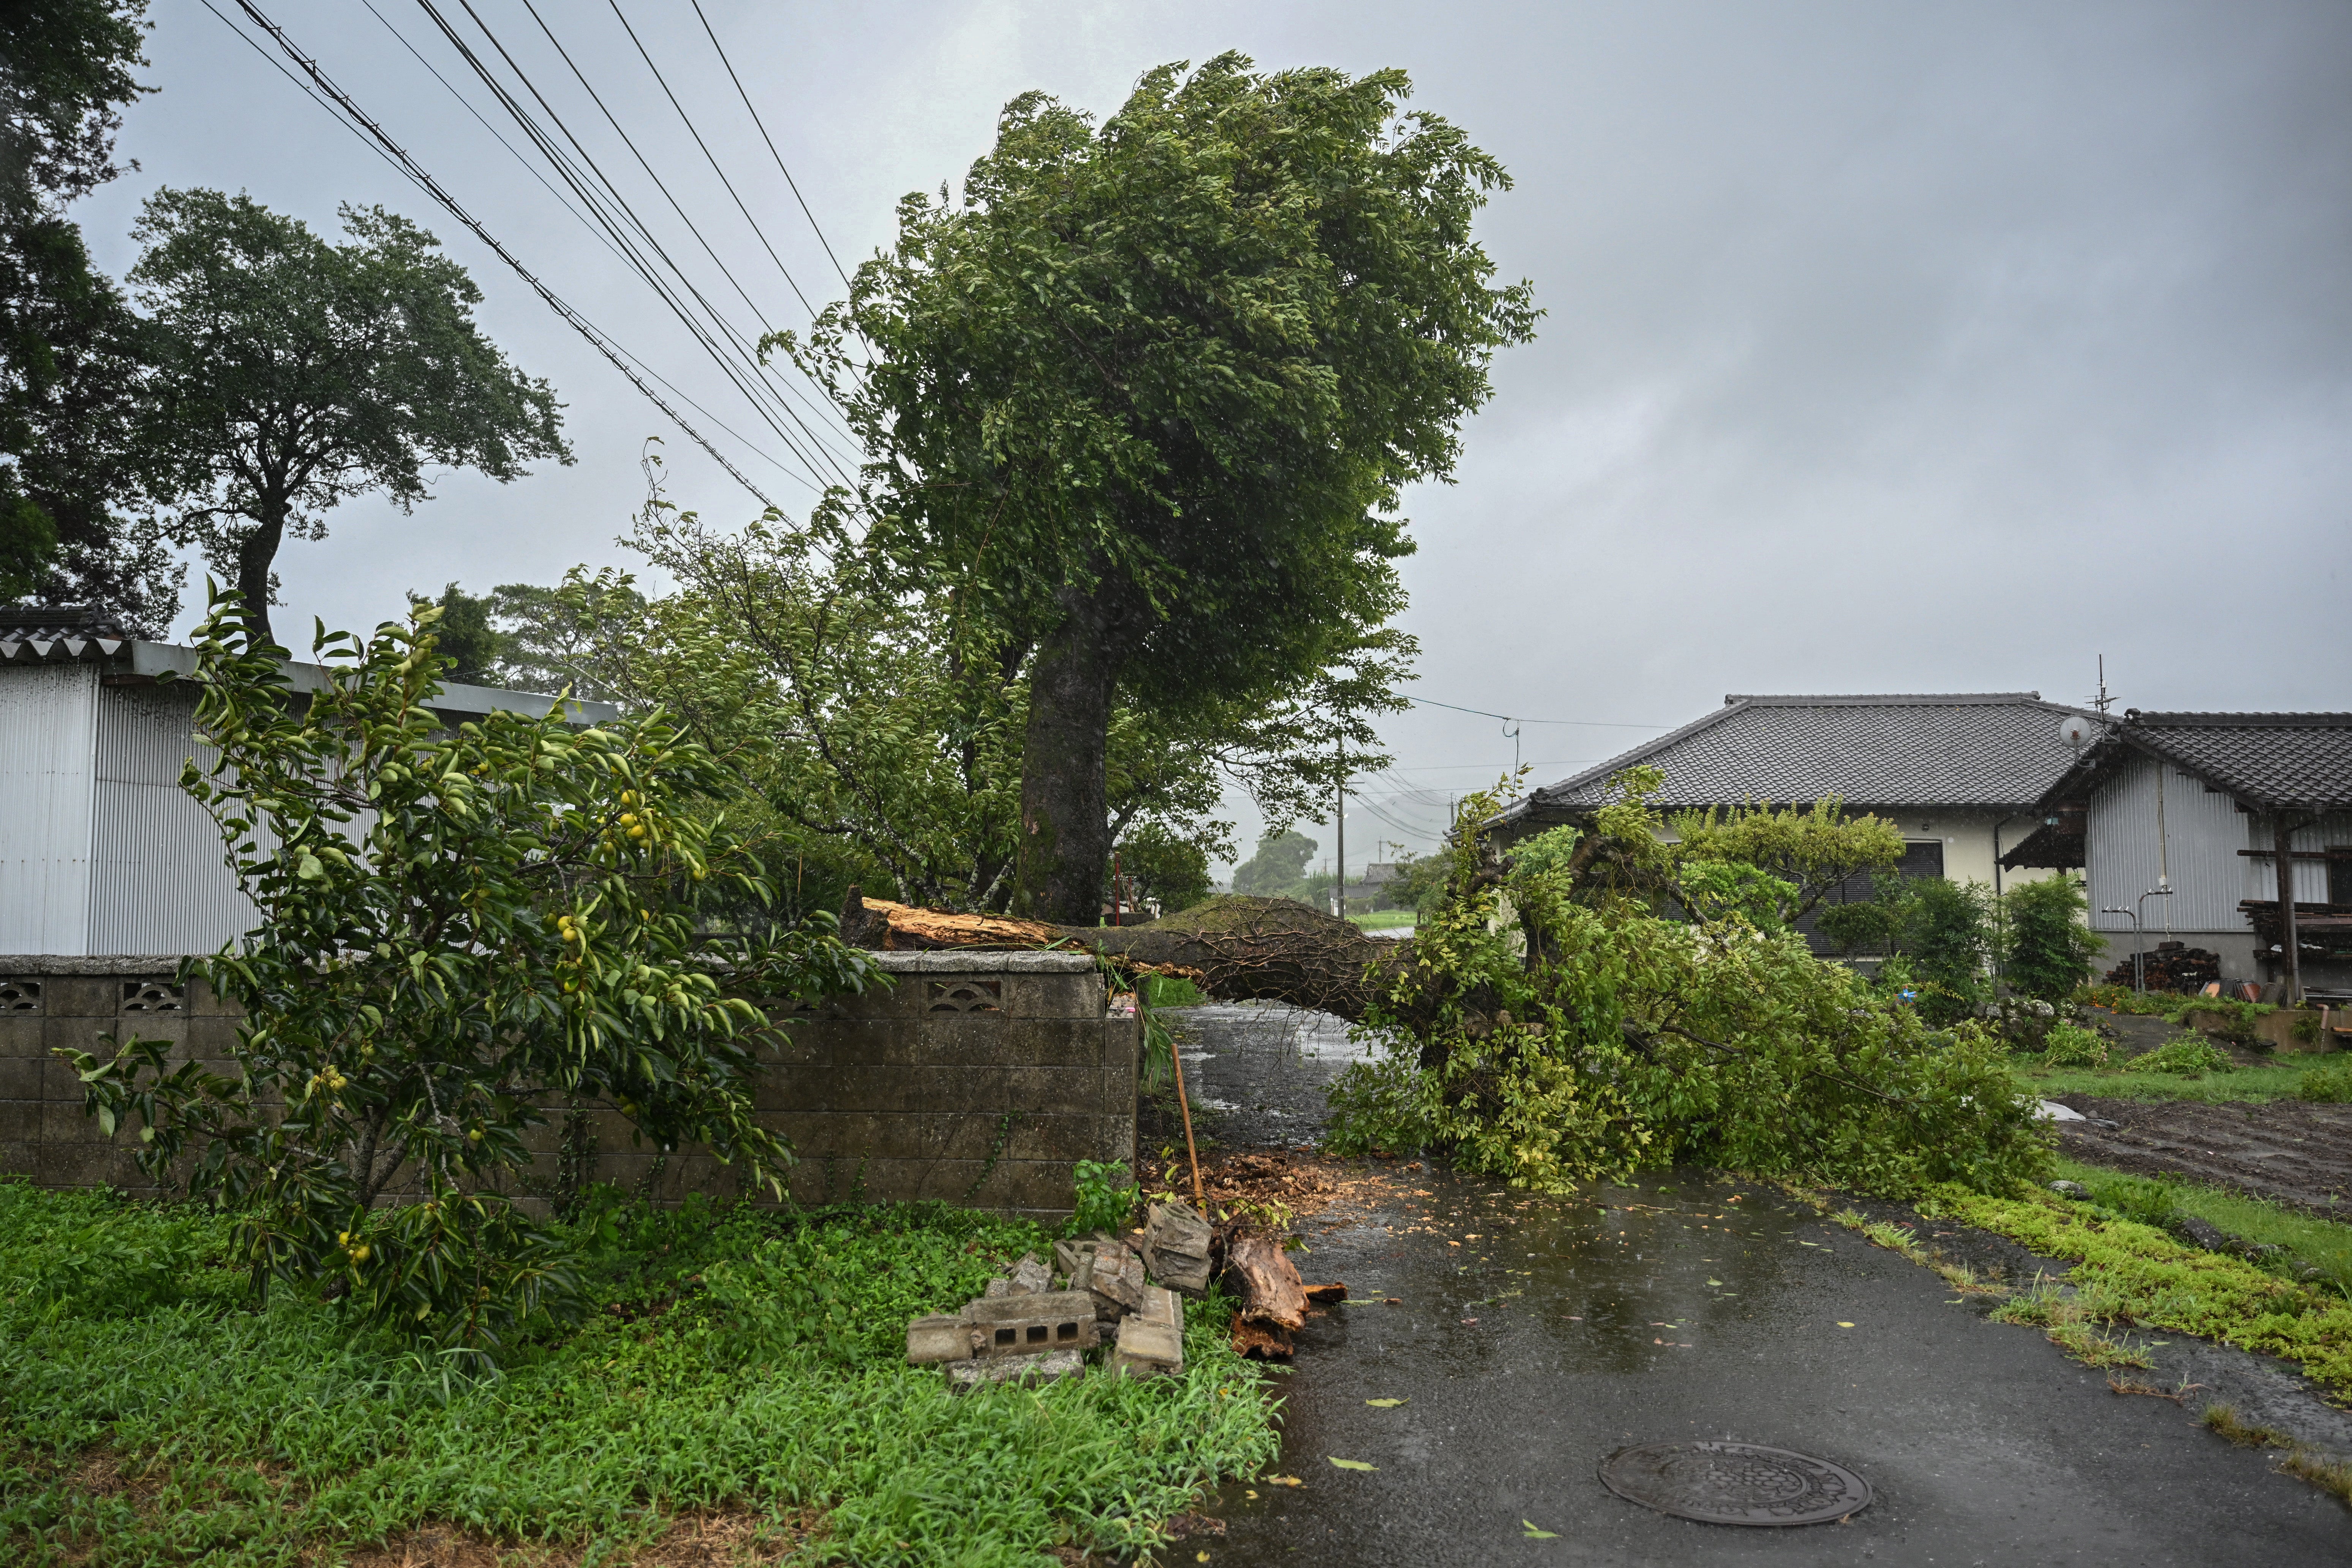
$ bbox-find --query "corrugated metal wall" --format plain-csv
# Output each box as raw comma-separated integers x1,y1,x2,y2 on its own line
89,684,261,955
2086,752,2253,934
2253,811,2352,906
0,664,98,953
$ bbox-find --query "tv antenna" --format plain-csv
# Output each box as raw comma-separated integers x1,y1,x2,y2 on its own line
2089,655,2113,716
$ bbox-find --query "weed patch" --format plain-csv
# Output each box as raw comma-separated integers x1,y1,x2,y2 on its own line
0,1181,1277,1566
1918,1183,2352,1396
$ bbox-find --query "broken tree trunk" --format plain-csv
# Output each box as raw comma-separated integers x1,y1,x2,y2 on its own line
839,890,1412,1024
1223,1231,1309,1333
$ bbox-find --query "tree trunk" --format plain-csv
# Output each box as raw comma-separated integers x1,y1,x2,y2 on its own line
236,501,286,649
1223,1230,1309,1331
1012,587,1122,924
842,891,1415,1024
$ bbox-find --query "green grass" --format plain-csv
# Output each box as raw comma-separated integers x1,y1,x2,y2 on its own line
1346,910,1416,931
0,1179,1277,1566
2010,1052,2337,1104
2052,1155,2352,1296
1138,974,1209,1009
1917,1182,2352,1395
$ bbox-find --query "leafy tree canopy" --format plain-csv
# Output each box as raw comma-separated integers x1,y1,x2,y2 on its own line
0,0,175,626
130,190,570,644
1231,829,1318,898
792,52,1535,922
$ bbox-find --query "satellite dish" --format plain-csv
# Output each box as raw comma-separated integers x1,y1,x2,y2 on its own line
2057,715,2096,748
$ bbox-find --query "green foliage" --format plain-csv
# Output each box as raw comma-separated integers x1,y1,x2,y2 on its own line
1385,850,1453,920
2053,1155,2352,1296
1231,828,1318,898
1069,1161,1141,1236
59,592,874,1361
2074,1169,2180,1230
0,1182,1280,1565
2123,1035,2237,1077
1329,778,2051,1197
0,1,178,628
1927,1183,2352,1394
2295,1062,2352,1104
793,52,1535,918
1321,1051,1435,1157
1812,878,1907,955
2001,874,2103,1001
1905,877,1996,1025
1114,819,1214,915
405,580,505,686
2041,1021,2110,1069
1668,797,1906,923
128,190,569,643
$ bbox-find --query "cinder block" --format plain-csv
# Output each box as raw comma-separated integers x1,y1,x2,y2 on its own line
187,978,242,1018
41,1099,114,1144
0,1015,46,1058
1109,1316,1183,1379
1004,973,1106,1021
946,1347,1082,1391
1001,1067,1111,1116
39,976,117,1018
185,1017,242,1056
917,1013,1023,1067
0,1057,40,1098
960,1289,1099,1357
1143,1201,1213,1296
1137,1285,1182,1332
906,1312,973,1364
41,1014,117,1061
0,1140,36,1178
0,1100,41,1140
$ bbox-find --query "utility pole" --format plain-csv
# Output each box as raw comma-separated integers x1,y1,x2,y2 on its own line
1334,735,1347,921
2278,816,2305,1004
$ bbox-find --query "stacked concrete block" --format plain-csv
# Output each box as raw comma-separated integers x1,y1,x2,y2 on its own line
1,949,1140,1222
906,1250,1186,1389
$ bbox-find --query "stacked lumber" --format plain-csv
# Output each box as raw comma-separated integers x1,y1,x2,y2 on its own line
2104,940,2220,994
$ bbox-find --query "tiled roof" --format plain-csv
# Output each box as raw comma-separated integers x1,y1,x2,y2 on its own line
1517,692,2106,819
2058,711,2352,812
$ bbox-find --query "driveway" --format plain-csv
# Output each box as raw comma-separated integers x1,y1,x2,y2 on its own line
1167,1004,2352,1566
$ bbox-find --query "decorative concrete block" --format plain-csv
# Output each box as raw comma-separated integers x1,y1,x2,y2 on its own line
1143,1201,1214,1295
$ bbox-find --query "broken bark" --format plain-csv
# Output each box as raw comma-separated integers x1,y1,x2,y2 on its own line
1223,1231,1309,1333
1228,1312,1295,1360
1301,1282,1348,1304
839,891,1412,1024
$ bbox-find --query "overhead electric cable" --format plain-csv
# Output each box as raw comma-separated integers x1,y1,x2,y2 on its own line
686,0,854,291
1405,695,1670,729
500,0,860,484
217,0,779,511
416,0,843,487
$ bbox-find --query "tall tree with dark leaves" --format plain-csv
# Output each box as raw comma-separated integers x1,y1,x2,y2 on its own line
130,190,571,646
0,0,177,630
796,54,1536,922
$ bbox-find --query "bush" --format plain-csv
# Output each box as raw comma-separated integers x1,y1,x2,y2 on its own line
62,595,876,1362
1324,1050,1437,1157
2002,874,2104,1002
1069,1160,1141,1234
2124,1035,2237,1077
2082,1171,2181,1230
2297,1062,2352,1104
2042,1021,2110,1069
1905,876,1996,1025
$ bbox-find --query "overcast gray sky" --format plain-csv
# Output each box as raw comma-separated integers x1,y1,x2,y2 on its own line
80,1,2352,874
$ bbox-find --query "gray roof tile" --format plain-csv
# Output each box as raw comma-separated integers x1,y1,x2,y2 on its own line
1522,692,2105,817
2085,712,2352,811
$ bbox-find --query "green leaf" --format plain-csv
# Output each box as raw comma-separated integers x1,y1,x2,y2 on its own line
95,1105,116,1137
1327,1457,1375,1471
1522,1520,1560,1539
1363,1398,1406,1407
296,852,324,880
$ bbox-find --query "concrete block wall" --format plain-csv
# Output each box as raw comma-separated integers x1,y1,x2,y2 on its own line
0,949,1136,1221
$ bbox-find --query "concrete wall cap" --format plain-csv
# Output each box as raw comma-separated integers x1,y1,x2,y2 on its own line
0,955,191,974
868,950,1099,974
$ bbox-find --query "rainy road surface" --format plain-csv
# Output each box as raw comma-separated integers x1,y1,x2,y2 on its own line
1167,1003,2352,1566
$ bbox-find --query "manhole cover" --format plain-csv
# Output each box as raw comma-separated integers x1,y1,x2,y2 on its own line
1599,1441,1871,1526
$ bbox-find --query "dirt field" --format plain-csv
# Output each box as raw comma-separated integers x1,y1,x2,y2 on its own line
2051,1092,2352,1214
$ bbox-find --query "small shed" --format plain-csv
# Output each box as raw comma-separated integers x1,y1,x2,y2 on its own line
0,609,615,958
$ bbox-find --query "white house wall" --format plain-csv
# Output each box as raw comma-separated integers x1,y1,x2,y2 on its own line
0,663,98,954
2086,752,2253,936
90,684,262,956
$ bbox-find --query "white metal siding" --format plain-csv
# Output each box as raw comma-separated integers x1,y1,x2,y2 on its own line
2245,810,2352,906
2086,753,2253,934
89,684,261,955
0,663,99,954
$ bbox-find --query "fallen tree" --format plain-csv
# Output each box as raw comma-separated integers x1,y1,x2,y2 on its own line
841,888,1408,1022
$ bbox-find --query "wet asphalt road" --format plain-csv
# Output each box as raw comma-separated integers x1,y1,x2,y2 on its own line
1167,1003,2352,1566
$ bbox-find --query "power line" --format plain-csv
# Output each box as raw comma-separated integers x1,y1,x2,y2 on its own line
419,0,844,488
211,0,781,510
687,0,854,291
1405,694,1671,729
